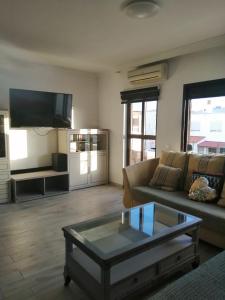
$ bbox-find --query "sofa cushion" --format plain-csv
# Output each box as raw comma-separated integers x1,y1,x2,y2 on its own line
149,164,182,191
185,154,225,192
132,186,225,234
159,151,188,189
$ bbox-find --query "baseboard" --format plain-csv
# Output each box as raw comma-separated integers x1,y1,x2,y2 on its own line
109,181,123,188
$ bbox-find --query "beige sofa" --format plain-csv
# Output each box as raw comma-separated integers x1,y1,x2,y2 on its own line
123,152,225,249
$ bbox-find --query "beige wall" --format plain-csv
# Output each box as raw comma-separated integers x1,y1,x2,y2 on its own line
98,72,125,185
0,59,98,170
98,46,225,184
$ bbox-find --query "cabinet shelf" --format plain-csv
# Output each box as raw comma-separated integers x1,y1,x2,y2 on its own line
11,171,69,203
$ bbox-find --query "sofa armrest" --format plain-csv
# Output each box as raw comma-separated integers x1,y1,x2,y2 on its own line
122,158,159,208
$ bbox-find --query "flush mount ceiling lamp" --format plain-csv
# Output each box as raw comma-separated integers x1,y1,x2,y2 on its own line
121,0,160,19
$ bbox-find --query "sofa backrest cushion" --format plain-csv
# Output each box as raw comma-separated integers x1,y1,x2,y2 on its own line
185,154,225,192
149,164,182,191
159,151,188,189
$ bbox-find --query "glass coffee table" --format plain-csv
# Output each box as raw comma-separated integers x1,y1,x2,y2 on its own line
62,202,202,300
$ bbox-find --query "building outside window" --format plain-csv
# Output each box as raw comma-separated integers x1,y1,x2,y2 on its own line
210,121,222,132
187,97,225,154
191,121,200,132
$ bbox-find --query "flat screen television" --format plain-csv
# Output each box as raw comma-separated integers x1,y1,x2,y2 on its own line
10,89,72,128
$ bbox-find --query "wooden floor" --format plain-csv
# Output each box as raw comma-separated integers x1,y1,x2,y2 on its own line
0,185,221,300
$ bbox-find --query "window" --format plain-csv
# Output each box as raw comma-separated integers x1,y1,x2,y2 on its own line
182,79,225,154
220,148,225,154
121,87,158,166
208,147,217,154
127,101,157,165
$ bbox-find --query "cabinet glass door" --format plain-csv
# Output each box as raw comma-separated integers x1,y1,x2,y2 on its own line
70,134,90,153
0,115,6,158
90,134,106,151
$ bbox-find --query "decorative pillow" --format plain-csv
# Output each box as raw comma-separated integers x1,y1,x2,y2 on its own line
188,177,217,202
149,164,182,191
192,172,224,197
185,154,225,192
159,151,188,189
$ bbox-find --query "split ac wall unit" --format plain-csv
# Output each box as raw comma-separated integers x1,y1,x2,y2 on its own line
128,63,168,85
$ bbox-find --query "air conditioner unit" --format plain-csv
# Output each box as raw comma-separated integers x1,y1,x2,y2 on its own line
128,63,168,85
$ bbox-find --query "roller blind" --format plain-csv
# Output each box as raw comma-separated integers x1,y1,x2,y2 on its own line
120,86,160,104
184,78,225,100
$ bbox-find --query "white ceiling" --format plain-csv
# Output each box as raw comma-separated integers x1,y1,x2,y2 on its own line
0,0,225,71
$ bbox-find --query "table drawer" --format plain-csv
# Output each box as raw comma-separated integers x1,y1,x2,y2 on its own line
0,172,10,181
159,245,194,273
0,162,9,170
112,265,156,299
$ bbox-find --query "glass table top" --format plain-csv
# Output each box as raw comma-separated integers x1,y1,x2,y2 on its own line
65,202,201,261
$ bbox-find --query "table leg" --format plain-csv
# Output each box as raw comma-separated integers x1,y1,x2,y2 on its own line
101,266,111,300
191,225,200,269
64,238,73,287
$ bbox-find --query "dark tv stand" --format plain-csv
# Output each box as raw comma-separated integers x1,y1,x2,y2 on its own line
11,170,69,203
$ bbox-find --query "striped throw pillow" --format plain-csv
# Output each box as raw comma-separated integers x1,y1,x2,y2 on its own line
149,164,182,192
159,151,187,189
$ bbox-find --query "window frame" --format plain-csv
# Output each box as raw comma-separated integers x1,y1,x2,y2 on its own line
181,78,225,151
126,100,158,166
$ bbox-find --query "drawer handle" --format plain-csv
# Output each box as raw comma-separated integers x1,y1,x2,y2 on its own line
176,255,181,261
133,277,138,284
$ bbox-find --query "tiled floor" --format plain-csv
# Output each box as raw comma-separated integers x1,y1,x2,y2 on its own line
0,185,221,299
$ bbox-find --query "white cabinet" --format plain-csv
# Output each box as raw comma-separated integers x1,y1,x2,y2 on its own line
58,129,109,190
0,111,10,203
69,153,89,187
90,151,107,184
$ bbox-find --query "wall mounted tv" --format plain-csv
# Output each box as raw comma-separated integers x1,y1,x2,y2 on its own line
10,89,72,128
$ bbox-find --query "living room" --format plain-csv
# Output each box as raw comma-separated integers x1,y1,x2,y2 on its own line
1,1,225,299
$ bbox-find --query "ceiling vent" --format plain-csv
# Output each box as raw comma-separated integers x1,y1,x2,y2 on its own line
128,63,168,85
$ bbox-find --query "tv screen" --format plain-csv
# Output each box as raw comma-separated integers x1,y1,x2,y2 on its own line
10,89,72,128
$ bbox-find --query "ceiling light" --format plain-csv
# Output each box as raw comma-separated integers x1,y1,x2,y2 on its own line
121,0,160,19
